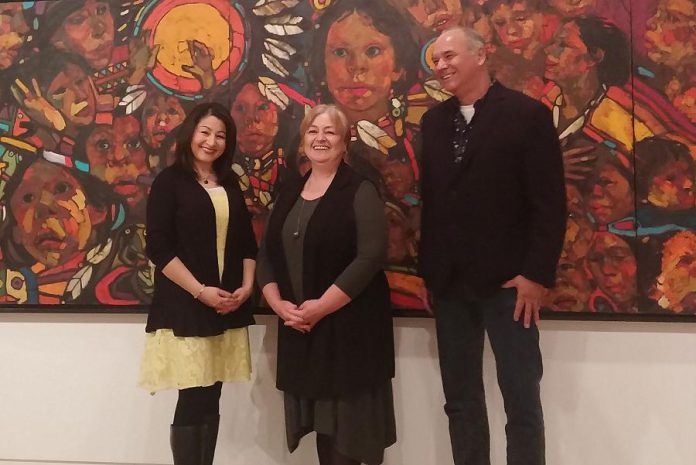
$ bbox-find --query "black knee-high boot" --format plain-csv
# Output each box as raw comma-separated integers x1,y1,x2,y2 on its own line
202,415,220,465
171,424,205,465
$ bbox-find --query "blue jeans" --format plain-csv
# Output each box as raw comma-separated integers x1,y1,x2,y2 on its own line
433,288,545,465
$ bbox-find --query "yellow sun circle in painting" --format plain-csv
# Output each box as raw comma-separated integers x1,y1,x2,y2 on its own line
153,3,230,78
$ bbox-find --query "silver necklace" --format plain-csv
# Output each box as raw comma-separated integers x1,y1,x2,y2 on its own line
292,198,306,239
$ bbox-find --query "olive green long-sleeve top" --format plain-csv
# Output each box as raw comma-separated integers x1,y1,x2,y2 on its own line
257,181,386,302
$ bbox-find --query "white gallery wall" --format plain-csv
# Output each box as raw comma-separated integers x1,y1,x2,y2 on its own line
1,314,694,465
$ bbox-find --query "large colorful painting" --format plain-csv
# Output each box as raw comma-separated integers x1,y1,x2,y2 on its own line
0,0,694,317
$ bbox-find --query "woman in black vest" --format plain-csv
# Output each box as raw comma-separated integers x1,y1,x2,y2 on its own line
139,103,257,465
257,104,395,465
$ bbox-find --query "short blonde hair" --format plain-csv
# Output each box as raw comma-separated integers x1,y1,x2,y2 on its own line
300,104,351,149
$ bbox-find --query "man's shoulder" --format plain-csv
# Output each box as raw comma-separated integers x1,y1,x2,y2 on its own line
494,83,548,115
422,96,458,122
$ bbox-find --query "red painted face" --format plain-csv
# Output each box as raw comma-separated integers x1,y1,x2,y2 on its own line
490,1,543,56
10,160,106,267
587,233,637,308
230,83,279,157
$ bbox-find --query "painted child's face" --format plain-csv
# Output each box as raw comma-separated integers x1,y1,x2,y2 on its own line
654,231,696,312
142,95,186,149
0,4,29,70
51,0,115,69
46,62,98,127
230,83,279,157
10,160,105,267
85,115,149,207
586,163,634,225
645,0,696,69
325,11,402,121
490,1,543,56
587,233,637,307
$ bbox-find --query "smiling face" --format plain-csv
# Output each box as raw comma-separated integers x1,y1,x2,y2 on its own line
9,160,106,267
645,0,696,70
46,62,98,127
51,0,115,69
230,83,279,157
432,28,487,98
85,115,149,207
0,4,29,70
142,95,186,149
587,233,637,309
324,11,403,123
190,114,227,171
490,1,543,57
302,112,346,170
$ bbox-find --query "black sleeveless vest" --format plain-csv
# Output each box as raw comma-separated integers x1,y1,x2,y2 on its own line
266,162,394,398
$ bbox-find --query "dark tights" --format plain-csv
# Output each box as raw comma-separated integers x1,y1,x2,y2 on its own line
173,382,222,426
316,434,360,465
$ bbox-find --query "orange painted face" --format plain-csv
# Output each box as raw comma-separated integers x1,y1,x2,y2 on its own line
645,0,696,70
142,95,186,149
52,0,115,69
230,83,279,157
490,1,543,56
544,21,598,83
0,4,29,70
547,256,592,312
646,159,695,210
380,159,415,200
325,12,403,122
10,160,106,267
653,231,696,312
46,62,98,127
587,233,637,308
85,115,149,207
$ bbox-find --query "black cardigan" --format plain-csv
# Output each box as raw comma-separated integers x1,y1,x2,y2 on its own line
145,166,257,337
419,82,567,297
266,163,394,398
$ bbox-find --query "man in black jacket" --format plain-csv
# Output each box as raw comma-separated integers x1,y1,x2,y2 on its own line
418,27,566,465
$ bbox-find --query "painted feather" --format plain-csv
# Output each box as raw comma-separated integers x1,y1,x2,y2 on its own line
258,76,289,109
424,79,452,102
264,15,303,36
65,265,93,301
264,38,297,60
356,120,397,155
118,85,147,115
86,239,113,265
262,53,290,77
253,0,300,16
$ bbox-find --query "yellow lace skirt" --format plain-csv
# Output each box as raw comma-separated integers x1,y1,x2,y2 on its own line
138,327,251,394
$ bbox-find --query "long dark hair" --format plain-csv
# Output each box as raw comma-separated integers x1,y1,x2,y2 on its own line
570,15,630,87
173,102,237,183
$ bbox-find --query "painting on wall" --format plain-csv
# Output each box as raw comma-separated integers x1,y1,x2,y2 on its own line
0,0,694,318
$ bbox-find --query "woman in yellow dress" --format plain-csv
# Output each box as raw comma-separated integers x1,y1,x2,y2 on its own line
139,102,257,465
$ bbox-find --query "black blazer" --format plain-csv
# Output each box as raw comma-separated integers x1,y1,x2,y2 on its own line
418,82,566,297
145,166,257,337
